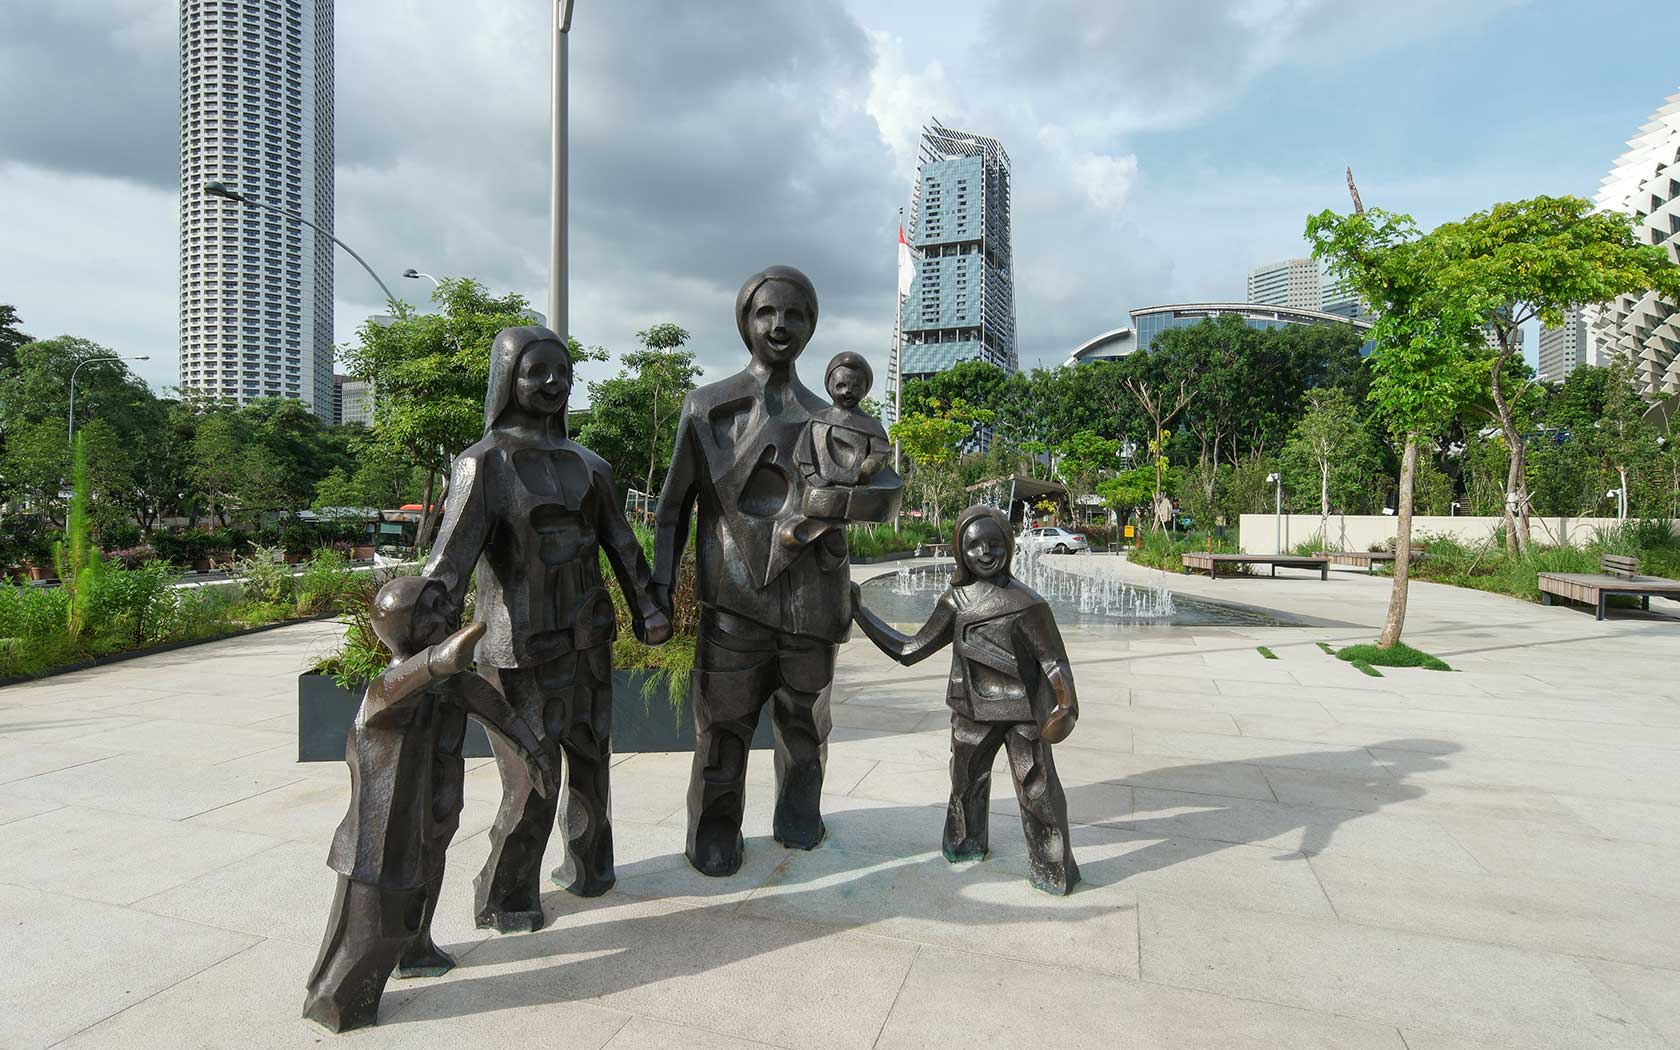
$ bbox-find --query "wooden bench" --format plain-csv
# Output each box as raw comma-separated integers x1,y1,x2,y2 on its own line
1537,554,1680,620
1181,551,1329,580
1316,548,1426,570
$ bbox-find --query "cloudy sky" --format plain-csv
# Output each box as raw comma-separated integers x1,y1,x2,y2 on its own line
1,0,1676,400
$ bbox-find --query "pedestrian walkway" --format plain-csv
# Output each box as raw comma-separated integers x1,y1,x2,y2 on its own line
2,562,1678,1049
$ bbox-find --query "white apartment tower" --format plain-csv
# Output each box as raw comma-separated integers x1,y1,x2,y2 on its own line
179,0,335,418
1247,258,1321,311
1537,308,1594,383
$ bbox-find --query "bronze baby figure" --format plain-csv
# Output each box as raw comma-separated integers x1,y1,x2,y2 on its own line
303,576,555,1033
778,351,891,550
850,506,1080,895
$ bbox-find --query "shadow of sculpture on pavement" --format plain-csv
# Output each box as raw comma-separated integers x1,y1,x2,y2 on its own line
360,740,1456,1028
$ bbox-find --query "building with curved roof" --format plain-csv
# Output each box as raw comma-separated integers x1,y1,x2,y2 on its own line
1064,303,1373,366
1585,89,1680,396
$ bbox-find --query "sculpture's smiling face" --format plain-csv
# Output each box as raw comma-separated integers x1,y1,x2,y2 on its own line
515,341,571,416
748,280,812,366
961,517,1009,580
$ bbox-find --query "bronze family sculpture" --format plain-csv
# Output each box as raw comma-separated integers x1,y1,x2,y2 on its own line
850,505,1082,895
304,269,1083,1033
652,265,902,876
305,325,670,1032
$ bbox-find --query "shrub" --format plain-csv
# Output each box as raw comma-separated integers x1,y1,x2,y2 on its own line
294,547,355,616
231,544,293,606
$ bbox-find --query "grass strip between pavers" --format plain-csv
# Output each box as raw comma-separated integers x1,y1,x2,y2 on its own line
1257,646,1279,660
1333,641,1453,672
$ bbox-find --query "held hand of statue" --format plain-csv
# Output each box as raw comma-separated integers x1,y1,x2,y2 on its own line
429,621,486,678
849,580,863,619
637,608,673,646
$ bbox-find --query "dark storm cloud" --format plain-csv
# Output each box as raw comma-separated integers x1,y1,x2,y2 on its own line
327,0,903,385
0,2,178,187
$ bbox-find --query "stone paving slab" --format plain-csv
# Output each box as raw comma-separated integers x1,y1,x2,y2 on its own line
3,570,1680,1048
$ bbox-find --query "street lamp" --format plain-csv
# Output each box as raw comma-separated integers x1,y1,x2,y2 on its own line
69,355,149,443
204,182,397,305
551,0,577,341
1608,487,1627,520
402,268,441,290
1266,472,1283,553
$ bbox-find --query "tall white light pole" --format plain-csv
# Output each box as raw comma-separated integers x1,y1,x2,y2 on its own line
205,183,395,305
402,268,441,290
551,1,576,341
1266,472,1283,553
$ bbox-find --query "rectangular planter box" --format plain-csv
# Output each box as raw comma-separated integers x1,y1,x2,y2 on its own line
297,669,773,762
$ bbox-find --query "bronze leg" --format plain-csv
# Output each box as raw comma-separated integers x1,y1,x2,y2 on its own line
944,714,1007,862
473,665,562,933
553,646,616,897
686,610,778,877
302,877,424,1033
1004,724,1079,895
769,635,836,850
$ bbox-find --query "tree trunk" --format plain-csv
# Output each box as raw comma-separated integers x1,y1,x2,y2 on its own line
415,467,438,555
1320,458,1330,549
1379,434,1418,649
1488,350,1531,556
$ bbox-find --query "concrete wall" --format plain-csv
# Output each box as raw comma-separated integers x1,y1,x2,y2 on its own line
1237,514,1654,554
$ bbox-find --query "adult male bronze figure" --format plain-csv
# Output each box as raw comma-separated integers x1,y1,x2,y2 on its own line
653,266,901,876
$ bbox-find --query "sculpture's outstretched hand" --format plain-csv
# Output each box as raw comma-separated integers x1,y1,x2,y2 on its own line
428,621,485,678
849,580,863,620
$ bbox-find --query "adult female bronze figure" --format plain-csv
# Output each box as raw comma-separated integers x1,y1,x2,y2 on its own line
653,266,901,876
425,325,670,932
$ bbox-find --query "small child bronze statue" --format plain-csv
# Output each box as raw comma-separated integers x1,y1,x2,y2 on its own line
779,351,890,549
302,576,556,1033
850,506,1081,895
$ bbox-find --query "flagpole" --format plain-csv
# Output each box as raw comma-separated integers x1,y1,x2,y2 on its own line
893,207,904,475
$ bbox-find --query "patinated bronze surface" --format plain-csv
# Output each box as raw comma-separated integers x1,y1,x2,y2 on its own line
424,326,670,929
850,506,1081,895
302,579,556,1033
654,266,901,876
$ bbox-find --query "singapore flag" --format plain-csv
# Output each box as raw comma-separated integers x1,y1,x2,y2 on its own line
897,224,916,296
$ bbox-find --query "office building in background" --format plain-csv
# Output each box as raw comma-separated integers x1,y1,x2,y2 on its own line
1247,258,1321,311
1320,273,1371,322
333,373,373,426
178,0,336,418
1538,308,1594,383
1587,88,1680,397
901,120,1017,381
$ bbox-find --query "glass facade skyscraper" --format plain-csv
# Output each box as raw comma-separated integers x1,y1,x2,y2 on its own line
901,120,1016,380
179,0,335,418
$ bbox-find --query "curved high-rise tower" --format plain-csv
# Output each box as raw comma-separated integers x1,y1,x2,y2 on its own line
179,0,335,417
901,119,1016,382
1586,90,1680,397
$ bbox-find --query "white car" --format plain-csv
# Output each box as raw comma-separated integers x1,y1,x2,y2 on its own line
1018,526,1091,554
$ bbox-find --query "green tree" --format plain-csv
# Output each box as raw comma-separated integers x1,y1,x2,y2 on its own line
1,418,70,524
1309,206,1484,647
0,304,32,372
338,278,593,550
574,323,700,500
891,398,990,529
1430,196,1680,553
1281,387,1367,542
191,412,246,526
1053,430,1119,506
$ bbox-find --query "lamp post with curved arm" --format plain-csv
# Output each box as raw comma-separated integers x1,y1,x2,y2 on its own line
204,182,397,305
402,268,442,290
69,355,150,443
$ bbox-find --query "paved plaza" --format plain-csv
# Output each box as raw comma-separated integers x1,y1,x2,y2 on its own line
3,556,1679,1049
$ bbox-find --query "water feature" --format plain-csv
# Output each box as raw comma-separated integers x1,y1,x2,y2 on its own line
859,541,1309,627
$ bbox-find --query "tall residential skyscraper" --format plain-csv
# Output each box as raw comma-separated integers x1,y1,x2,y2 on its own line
1538,308,1594,383
179,0,335,418
901,120,1016,381
1586,89,1680,397
1247,258,1321,311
